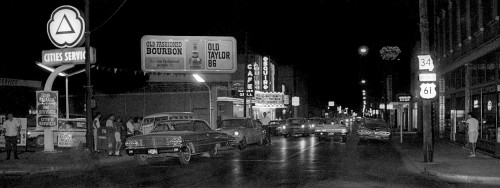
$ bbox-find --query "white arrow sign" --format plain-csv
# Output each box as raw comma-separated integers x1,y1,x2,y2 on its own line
420,83,437,99
418,55,434,71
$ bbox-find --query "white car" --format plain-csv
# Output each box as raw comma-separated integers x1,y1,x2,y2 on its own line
28,118,87,147
315,118,349,142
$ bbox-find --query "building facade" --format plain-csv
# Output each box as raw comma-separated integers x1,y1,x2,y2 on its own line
419,0,500,155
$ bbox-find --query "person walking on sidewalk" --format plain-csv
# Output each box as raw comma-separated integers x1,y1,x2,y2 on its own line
260,112,272,145
466,112,479,157
93,112,102,153
2,113,20,160
126,117,134,138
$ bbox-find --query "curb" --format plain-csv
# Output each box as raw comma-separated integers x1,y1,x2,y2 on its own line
0,156,133,176
392,139,500,185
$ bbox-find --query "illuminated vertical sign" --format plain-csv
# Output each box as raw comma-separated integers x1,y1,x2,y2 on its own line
262,57,270,91
245,63,255,97
253,55,261,91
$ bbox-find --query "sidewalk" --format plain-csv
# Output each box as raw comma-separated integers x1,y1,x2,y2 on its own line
393,134,500,185
0,147,133,176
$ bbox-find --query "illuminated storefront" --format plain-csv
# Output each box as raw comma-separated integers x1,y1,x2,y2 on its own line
252,91,286,120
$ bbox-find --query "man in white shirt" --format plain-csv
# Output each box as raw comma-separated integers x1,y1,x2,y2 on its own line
2,113,20,160
466,112,479,157
260,112,272,145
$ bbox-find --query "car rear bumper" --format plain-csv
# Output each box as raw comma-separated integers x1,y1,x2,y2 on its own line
317,132,347,138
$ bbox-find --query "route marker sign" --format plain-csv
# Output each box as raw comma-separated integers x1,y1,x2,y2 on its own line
419,83,437,99
418,55,434,71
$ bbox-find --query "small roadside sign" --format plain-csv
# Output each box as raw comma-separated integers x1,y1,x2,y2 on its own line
292,97,300,106
419,83,437,99
418,55,434,71
418,73,437,82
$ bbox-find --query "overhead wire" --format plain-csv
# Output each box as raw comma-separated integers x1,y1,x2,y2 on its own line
90,0,128,33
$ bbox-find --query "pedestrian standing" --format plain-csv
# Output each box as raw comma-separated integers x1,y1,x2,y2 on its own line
133,117,142,135
2,113,20,160
114,117,123,156
466,112,479,157
126,117,134,138
260,112,272,145
106,114,116,156
93,112,102,152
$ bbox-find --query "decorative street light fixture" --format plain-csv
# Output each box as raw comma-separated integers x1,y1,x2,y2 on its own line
37,63,92,119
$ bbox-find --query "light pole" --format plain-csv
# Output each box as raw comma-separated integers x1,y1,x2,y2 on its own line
193,74,212,128
37,63,90,119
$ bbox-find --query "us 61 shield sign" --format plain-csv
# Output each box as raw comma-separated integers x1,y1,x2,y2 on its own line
419,83,436,99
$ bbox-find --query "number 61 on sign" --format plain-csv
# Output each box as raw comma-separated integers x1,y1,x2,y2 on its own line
419,83,436,99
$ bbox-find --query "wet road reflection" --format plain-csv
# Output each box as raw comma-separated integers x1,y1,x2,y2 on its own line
5,122,464,188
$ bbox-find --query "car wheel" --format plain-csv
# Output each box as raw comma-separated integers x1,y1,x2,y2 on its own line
178,145,192,165
134,154,152,166
238,137,247,150
208,144,219,157
35,136,44,147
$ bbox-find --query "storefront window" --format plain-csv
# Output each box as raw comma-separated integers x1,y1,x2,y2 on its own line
471,94,482,136
482,92,497,142
456,96,466,135
444,95,451,140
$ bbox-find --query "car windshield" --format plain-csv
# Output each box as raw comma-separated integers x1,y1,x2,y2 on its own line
325,119,341,124
152,121,193,132
363,123,389,129
220,119,247,128
287,119,306,124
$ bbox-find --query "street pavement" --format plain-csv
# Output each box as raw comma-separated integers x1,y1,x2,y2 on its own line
0,122,499,187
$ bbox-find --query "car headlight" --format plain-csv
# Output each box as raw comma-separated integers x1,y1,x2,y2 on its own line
341,129,347,133
282,126,286,129
169,136,183,145
301,125,305,128
234,131,239,136
311,124,315,128
27,132,31,136
125,139,139,147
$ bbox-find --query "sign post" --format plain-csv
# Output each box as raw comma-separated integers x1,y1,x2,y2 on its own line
418,54,435,162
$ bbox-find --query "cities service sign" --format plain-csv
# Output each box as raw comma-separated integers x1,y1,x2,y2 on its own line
141,35,237,73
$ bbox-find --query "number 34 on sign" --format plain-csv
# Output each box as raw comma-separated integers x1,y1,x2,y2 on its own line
420,83,436,99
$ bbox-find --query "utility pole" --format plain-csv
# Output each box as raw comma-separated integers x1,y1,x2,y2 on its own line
419,0,433,162
243,33,248,117
84,0,95,158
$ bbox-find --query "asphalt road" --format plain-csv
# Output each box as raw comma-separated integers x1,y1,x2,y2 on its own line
3,122,495,188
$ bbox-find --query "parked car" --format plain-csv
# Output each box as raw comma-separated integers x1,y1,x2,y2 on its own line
357,119,391,142
282,118,312,137
315,118,349,142
141,112,196,135
269,120,286,136
28,118,87,147
216,117,265,150
125,119,229,165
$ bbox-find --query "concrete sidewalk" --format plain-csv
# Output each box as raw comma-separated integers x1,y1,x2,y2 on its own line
0,147,133,176
393,134,500,185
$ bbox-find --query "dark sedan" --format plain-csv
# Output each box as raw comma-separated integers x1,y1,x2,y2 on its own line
125,119,229,165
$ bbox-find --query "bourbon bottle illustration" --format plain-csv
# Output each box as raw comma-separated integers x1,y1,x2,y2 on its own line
189,42,202,69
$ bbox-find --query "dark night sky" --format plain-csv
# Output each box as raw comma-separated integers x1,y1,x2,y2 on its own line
1,0,420,112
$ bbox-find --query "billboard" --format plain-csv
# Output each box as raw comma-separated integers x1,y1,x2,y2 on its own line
141,35,237,73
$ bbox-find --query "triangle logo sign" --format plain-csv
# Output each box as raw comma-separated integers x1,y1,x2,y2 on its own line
56,14,75,34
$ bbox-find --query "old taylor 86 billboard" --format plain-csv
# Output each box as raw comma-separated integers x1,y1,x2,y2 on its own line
141,35,237,73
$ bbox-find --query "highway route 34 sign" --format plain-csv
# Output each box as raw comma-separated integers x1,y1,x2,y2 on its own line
419,83,436,99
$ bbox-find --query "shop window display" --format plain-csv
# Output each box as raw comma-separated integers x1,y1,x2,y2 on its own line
482,93,496,142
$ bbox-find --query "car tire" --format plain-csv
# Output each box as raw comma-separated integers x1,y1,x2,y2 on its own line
238,137,247,150
35,136,44,147
134,154,152,166
208,144,219,157
178,145,192,165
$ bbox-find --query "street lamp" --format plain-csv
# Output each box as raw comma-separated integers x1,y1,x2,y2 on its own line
37,63,90,119
358,46,369,56
192,74,212,128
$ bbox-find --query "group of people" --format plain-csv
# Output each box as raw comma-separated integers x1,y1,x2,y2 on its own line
92,112,143,156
